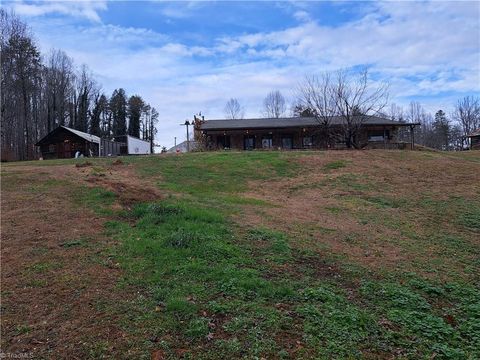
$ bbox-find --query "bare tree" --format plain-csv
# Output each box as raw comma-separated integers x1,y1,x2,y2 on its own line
406,101,424,124
0,9,157,160
296,73,336,147
73,64,98,132
452,96,480,148
44,49,74,132
1,9,42,160
262,90,286,118
388,103,404,122
224,98,244,119
406,101,434,147
387,103,410,142
330,69,389,148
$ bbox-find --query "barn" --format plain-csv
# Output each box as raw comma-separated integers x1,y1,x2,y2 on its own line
36,126,100,159
35,126,152,159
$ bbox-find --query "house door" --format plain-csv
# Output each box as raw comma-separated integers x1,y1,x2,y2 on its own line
63,141,72,158
244,135,255,150
281,136,293,149
57,142,65,158
217,135,231,149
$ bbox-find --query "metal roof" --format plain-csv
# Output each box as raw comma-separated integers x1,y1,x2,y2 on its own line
200,116,416,131
35,125,101,146
62,126,100,143
466,129,480,137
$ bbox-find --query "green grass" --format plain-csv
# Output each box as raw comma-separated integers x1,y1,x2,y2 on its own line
5,151,479,358
73,186,117,215
133,151,301,197
97,152,479,358
323,159,348,170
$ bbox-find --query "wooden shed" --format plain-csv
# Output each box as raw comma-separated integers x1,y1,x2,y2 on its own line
35,126,100,159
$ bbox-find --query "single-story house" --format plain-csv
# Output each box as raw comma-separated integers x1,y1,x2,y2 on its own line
466,129,480,150
195,116,419,151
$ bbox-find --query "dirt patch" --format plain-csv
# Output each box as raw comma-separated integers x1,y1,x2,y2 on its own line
75,161,92,168
0,162,162,358
82,162,163,207
111,159,124,166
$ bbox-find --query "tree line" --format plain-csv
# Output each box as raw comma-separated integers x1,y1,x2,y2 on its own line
224,70,479,150
384,99,479,151
0,10,159,161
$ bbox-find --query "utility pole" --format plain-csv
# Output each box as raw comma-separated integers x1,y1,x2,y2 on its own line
174,136,177,149
150,115,154,154
181,120,191,152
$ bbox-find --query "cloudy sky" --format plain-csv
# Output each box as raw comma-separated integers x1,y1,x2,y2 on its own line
5,0,480,148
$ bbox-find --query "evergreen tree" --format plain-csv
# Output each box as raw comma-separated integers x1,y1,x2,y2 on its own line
433,110,450,150
110,88,127,137
127,95,144,138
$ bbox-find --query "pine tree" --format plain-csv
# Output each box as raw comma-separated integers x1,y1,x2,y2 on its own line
110,88,127,137
127,95,144,138
433,110,450,150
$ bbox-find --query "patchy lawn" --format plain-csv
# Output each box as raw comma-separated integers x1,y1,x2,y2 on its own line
1,150,479,359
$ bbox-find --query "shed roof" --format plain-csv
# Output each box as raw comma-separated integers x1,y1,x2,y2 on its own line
199,116,417,131
466,128,480,138
36,126,100,146
62,126,100,143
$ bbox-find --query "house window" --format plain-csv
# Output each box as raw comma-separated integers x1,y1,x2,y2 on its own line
261,135,273,149
302,136,313,148
368,130,390,142
244,135,255,150
48,144,56,153
281,136,293,149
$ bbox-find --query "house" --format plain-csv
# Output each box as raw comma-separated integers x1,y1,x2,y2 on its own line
195,115,419,151
35,126,151,159
36,126,101,159
466,129,480,150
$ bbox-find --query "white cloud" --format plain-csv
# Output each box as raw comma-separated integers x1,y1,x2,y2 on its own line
11,0,107,22
14,1,480,148
293,10,311,22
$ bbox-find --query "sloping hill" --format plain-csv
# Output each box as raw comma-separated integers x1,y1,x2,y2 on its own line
2,150,479,359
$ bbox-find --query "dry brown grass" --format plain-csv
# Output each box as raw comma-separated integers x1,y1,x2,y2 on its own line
240,150,480,280
1,161,162,358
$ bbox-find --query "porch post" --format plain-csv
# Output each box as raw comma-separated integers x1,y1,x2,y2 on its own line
383,126,387,149
410,125,415,150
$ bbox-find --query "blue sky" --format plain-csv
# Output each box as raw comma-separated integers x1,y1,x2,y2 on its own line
5,0,480,147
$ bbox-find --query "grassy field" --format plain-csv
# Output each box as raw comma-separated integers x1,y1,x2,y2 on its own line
1,150,479,359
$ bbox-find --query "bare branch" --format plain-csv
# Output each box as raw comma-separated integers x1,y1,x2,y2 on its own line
262,90,286,118
224,98,244,119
